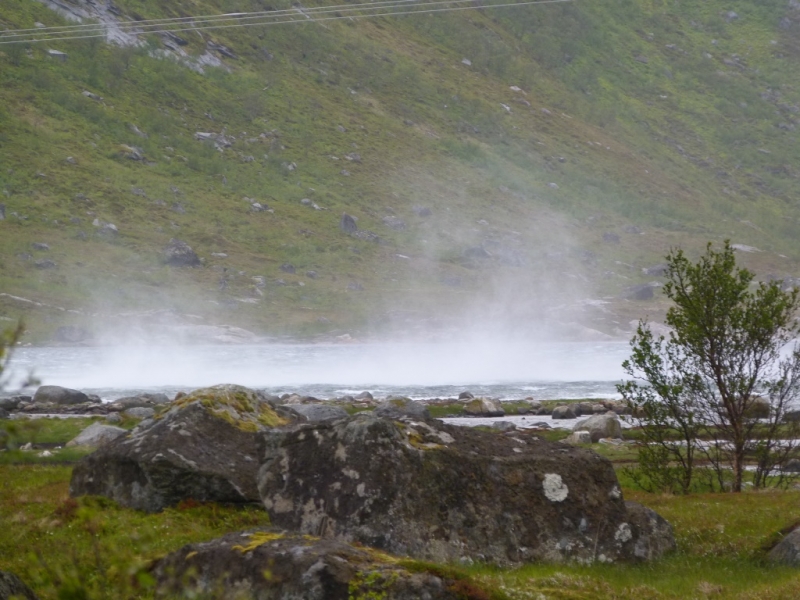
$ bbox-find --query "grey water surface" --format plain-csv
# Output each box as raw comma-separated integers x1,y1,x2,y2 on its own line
6,341,631,403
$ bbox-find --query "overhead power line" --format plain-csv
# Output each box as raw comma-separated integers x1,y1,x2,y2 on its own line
0,0,572,45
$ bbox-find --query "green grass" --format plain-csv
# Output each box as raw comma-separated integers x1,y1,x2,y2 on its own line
2,409,800,598
0,465,271,599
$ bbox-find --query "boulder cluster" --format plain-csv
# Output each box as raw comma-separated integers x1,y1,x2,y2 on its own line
53,384,680,597
6,383,800,596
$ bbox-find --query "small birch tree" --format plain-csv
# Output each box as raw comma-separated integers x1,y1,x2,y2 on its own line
620,241,800,493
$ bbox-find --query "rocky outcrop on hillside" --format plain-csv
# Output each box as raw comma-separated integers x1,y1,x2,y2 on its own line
151,531,482,599
257,413,675,565
70,384,297,512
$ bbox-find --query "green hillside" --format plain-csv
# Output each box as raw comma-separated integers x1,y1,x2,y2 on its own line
1,0,799,342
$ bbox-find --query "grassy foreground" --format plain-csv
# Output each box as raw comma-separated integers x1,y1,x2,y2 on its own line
1,419,799,599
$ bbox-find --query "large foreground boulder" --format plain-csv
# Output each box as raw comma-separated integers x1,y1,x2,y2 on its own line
0,571,38,600
70,384,294,512
151,531,482,600
257,414,675,565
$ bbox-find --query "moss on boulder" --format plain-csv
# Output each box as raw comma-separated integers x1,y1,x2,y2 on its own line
70,385,296,512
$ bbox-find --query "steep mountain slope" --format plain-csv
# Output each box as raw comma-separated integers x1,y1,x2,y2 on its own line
1,0,799,342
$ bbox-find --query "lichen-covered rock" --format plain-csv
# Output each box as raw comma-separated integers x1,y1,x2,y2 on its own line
564,430,592,445
112,393,171,410
257,414,674,565
123,406,155,419
163,238,200,267
463,397,505,417
151,530,479,600
572,413,623,442
70,384,295,512
769,527,800,566
552,404,577,419
32,385,90,405
0,570,38,600
373,397,430,420
283,403,347,422
66,422,127,448
624,501,677,560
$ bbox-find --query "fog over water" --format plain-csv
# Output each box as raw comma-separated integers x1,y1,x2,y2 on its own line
6,341,629,402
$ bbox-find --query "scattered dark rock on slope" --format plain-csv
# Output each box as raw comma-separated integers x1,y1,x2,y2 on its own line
151,531,477,600
163,238,201,267
70,384,296,512
257,413,675,565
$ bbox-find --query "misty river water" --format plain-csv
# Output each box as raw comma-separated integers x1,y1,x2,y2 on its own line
6,341,630,404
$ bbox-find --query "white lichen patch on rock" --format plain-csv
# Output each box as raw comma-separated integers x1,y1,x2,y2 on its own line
609,485,622,499
615,522,633,543
335,443,347,462
543,473,569,502
342,468,360,479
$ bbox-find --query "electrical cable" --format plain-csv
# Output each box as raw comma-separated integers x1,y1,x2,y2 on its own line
0,0,572,45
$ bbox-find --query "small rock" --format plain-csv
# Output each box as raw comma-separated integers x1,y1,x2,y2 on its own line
31,242,50,251
492,421,516,432
82,90,103,101
280,263,296,274
643,263,668,277
564,430,592,445
458,391,474,400
305,270,317,279
573,413,623,442
625,283,658,301
463,398,505,417
461,57,472,66
163,238,201,267
552,405,577,419
33,385,90,405
124,407,155,419
375,397,430,420
48,49,68,61
66,422,127,448
340,213,358,234
603,232,620,244
412,205,432,217
284,404,348,422
106,412,122,424
382,216,406,230
130,124,148,138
